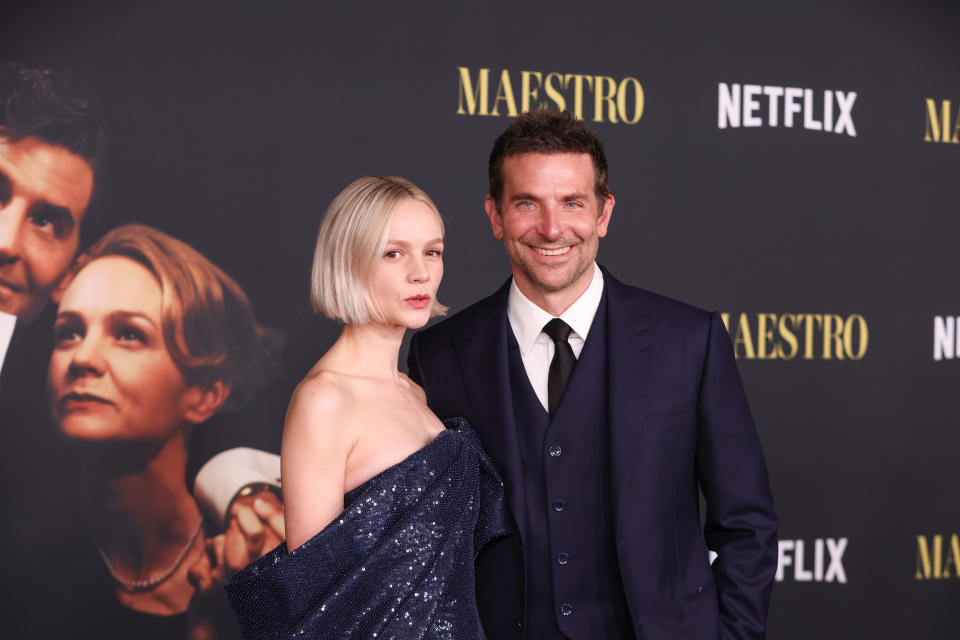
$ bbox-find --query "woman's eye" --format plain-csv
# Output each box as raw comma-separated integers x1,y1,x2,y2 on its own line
53,324,82,345
117,327,147,343
384,250,401,259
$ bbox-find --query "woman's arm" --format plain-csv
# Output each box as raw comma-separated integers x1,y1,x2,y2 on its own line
281,375,355,550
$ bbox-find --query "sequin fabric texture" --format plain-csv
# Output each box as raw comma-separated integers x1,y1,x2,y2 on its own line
224,418,512,639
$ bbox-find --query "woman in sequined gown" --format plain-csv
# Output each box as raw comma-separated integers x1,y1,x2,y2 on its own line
224,176,512,640
47,224,276,638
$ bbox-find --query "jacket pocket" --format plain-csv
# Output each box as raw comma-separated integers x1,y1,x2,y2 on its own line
645,381,696,418
682,580,715,604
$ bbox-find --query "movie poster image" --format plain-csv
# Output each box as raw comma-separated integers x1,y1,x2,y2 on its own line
1,2,958,638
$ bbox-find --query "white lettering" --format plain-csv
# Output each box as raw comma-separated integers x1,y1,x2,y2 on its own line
834,91,857,136
784,87,804,127
803,89,823,130
743,84,763,127
933,316,958,361
719,83,740,128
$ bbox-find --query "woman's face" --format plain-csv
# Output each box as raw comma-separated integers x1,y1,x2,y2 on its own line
48,256,199,443
370,198,444,329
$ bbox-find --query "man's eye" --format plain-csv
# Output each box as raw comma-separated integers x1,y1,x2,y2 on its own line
425,249,443,257
30,208,67,236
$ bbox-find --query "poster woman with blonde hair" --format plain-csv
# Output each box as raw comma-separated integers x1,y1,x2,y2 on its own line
47,223,278,638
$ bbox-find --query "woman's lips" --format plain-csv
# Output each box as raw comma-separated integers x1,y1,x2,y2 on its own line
404,295,431,309
59,392,114,411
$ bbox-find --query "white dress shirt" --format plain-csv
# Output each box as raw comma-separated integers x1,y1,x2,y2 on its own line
0,312,16,381
507,263,604,412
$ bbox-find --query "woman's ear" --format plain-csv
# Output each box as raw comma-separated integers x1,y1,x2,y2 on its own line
184,381,232,424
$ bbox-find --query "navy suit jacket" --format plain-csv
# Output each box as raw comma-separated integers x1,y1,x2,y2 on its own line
408,267,778,639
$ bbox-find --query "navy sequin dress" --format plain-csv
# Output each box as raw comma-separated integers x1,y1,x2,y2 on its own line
223,418,512,639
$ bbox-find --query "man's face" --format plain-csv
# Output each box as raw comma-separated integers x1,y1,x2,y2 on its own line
485,152,613,309
0,136,93,322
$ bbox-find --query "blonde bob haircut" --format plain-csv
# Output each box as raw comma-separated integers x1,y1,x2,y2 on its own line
311,175,447,324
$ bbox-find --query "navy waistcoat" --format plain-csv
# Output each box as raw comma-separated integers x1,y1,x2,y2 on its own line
506,292,633,639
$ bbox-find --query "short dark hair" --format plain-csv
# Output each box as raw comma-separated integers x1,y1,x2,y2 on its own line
488,109,610,207
0,61,103,168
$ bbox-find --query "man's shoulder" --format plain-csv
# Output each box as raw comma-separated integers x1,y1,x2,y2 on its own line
604,268,713,328
414,281,509,344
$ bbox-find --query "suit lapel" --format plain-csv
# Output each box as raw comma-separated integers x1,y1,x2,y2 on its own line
604,270,663,527
451,281,528,533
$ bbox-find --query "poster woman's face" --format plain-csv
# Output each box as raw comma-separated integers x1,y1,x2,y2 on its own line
48,256,198,443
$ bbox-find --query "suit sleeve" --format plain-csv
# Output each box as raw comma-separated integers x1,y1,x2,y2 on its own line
696,312,778,640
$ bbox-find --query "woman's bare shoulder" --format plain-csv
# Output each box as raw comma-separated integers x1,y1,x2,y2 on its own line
284,370,361,440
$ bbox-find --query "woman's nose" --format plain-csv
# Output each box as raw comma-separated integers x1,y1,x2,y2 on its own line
68,335,106,377
408,256,429,283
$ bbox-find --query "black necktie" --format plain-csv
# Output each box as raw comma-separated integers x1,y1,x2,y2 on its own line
543,318,576,416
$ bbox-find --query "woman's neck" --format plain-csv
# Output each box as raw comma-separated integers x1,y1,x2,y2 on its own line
325,321,407,381
87,431,201,579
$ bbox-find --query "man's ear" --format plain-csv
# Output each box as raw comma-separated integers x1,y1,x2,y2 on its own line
184,381,232,425
597,193,615,238
484,195,504,240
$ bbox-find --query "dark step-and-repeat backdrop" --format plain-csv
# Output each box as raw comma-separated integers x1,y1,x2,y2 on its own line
2,1,957,638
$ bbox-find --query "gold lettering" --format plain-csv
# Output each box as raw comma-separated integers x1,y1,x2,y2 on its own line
733,313,756,359
777,313,799,359
617,77,644,124
844,314,869,360
521,71,543,113
757,313,778,360
593,75,619,123
917,535,938,579
457,67,490,116
491,69,518,117
799,314,823,360
544,73,566,111
924,98,950,143
720,313,731,333
944,534,960,578
822,314,845,360
564,74,594,120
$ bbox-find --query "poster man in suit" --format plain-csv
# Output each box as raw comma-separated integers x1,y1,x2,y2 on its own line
409,109,778,639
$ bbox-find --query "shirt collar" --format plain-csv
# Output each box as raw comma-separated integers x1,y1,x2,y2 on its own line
507,263,604,355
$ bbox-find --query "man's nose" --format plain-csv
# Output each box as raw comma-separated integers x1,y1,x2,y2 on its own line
536,206,563,240
0,204,26,263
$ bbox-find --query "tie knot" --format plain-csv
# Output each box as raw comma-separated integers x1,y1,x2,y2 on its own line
543,318,572,344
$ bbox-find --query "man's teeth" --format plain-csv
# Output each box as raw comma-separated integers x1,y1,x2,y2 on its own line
535,246,570,256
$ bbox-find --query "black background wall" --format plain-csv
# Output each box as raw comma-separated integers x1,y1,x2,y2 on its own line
3,1,959,637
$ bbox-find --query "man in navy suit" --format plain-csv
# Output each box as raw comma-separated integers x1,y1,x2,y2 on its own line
408,110,777,639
